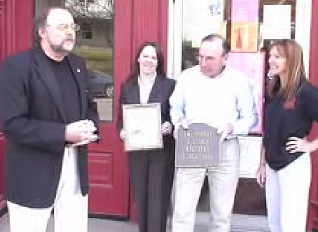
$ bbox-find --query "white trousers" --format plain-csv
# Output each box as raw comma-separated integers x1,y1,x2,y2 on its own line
172,139,240,232
266,153,311,232
8,147,88,232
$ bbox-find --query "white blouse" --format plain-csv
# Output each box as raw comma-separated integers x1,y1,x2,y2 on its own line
138,73,156,104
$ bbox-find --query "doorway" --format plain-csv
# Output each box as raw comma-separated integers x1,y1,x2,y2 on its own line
167,0,311,215
34,0,129,217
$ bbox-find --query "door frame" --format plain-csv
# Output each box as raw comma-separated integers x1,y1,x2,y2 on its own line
166,0,314,216
0,0,33,213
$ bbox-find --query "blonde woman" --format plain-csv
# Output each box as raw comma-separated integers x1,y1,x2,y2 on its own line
257,39,318,232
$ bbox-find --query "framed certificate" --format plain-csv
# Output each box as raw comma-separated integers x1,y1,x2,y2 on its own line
123,103,163,151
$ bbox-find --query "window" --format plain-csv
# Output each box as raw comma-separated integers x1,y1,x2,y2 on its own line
35,0,114,121
81,25,93,40
79,0,95,3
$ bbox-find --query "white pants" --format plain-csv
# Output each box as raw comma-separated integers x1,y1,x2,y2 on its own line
8,147,88,232
172,139,240,232
266,154,311,232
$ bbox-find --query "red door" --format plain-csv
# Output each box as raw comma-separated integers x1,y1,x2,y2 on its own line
87,0,169,217
31,0,131,217
0,0,169,218
0,0,6,212
0,0,32,212
0,0,132,217
307,0,318,230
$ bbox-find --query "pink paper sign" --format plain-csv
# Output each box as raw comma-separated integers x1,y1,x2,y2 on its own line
232,0,259,23
227,52,265,134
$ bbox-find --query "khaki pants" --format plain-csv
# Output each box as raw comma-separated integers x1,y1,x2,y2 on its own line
172,139,240,232
266,153,311,232
8,147,88,232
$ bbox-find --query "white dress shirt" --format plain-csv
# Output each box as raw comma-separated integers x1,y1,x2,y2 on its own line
169,65,257,136
138,73,156,104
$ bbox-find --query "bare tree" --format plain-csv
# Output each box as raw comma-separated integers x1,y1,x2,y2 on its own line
65,0,114,19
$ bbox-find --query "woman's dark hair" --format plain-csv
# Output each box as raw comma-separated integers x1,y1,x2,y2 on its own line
128,42,165,79
267,39,306,101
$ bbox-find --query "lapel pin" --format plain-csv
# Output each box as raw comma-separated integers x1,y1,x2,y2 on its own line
77,69,81,73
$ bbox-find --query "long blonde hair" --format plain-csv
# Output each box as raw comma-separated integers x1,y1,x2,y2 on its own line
267,39,306,101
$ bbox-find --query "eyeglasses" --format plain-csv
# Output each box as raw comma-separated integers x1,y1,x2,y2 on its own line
47,23,80,32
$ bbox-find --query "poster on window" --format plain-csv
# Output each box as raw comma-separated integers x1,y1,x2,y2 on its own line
263,5,291,39
227,52,265,134
231,23,258,52
231,0,259,22
184,0,225,47
231,0,259,52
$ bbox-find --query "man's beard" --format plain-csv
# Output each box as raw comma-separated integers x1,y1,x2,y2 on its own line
49,38,75,55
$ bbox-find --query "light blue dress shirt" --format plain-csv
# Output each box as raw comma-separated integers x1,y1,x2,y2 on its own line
169,65,258,137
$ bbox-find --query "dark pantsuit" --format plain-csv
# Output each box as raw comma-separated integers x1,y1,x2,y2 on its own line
128,148,174,232
118,74,176,232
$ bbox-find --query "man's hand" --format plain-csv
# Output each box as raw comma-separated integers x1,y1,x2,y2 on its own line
217,123,234,141
65,120,97,145
71,134,99,147
119,129,127,141
173,119,189,139
161,122,172,135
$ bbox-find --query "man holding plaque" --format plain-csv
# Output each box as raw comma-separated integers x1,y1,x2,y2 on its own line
170,34,257,232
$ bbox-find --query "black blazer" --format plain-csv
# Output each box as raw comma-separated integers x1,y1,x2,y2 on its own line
0,48,99,208
118,74,175,138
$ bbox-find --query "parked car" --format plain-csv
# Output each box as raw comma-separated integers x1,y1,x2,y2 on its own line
88,69,114,98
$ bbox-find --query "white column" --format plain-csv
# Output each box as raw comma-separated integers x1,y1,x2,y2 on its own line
167,0,175,79
173,0,183,80
295,0,313,77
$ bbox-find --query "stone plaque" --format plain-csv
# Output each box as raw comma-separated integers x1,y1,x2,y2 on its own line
176,123,220,167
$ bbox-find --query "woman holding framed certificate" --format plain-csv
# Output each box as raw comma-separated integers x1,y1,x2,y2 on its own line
118,42,176,232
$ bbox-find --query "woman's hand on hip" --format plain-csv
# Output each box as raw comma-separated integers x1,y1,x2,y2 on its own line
286,137,313,153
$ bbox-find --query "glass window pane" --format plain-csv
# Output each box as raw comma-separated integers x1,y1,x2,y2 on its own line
34,0,114,121
181,0,297,70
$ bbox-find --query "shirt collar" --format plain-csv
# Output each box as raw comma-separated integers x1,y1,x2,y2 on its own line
201,65,227,79
138,72,157,85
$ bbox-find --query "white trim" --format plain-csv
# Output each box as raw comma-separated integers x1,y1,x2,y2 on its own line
167,0,183,80
173,0,183,80
295,0,312,77
167,0,174,79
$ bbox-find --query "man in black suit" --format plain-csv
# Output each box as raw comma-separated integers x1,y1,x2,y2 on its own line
0,7,99,232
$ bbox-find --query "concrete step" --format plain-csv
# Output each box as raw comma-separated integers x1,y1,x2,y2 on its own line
0,212,270,232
